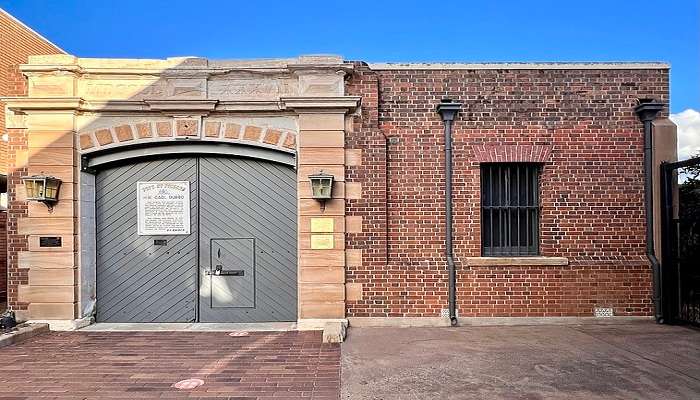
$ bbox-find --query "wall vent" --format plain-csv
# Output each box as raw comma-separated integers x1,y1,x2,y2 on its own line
594,307,614,318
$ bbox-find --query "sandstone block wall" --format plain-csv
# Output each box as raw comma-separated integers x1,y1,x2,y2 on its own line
0,9,64,305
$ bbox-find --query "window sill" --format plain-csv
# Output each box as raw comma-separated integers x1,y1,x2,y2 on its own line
465,256,569,266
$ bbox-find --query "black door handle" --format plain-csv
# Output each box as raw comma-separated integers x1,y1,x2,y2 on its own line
206,265,245,276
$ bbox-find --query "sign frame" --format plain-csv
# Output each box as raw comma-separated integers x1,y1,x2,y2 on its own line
136,180,191,236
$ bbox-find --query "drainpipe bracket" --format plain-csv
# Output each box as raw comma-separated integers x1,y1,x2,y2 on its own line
634,101,664,122
436,100,463,122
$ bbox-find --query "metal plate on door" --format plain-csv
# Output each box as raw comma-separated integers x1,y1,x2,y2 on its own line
209,238,255,308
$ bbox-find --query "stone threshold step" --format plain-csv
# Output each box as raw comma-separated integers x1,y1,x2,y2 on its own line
80,322,298,332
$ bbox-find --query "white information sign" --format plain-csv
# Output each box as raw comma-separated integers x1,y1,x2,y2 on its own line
137,181,191,235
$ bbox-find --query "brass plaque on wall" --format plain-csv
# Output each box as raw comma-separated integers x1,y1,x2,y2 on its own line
310,234,334,249
310,217,334,233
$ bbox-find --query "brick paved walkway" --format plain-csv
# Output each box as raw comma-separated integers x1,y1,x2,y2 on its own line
0,330,340,399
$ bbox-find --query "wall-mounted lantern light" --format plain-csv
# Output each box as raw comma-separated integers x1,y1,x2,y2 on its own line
22,175,62,207
308,171,334,201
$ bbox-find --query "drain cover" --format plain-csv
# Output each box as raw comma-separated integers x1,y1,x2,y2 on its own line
229,331,250,337
172,379,204,390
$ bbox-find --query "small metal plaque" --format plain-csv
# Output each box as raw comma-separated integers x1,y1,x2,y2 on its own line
310,217,334,233
154,239,168,246
39,236,62,248
310,234,334,250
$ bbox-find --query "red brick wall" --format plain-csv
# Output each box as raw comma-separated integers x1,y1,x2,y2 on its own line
0,141,6,177
0,9,64,306
1,10,63,143
345,65,669,318
5,126,29,309
0,211,6,302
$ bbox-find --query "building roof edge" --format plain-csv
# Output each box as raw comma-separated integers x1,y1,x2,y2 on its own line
0,7,67,55
367,62,670,70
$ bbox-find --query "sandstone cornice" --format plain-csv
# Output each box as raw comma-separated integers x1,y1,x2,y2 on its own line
281,96,361,112
20,65,255,78
144,99,219,116
217,101,286,112
81,101,150,112
3,98,289,114
2,97,85,111
21,66,351,79
82,100,288,113
19,55,353,78
3,96,362,114
288,63,354,75
21,64,82,75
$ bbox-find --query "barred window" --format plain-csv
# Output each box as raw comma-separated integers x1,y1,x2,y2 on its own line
481,163,540,256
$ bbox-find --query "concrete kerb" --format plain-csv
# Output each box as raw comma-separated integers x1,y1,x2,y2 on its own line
28,316,93,331
79,321,349,343
298,318,348,343
0,323,50,348
456,316,654,326
347,316,653,328
348,317,451,328
79,322,297,332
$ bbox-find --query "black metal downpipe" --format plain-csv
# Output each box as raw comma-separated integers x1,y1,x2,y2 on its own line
634,99,664,323
437,99,462,326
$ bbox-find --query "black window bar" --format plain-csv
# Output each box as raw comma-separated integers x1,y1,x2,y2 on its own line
481,163,540,256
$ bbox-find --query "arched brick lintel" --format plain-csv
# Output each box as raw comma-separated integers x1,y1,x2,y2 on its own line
78,120,297,154
471,144,552,163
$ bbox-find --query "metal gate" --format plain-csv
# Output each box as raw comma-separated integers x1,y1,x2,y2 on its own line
95,155,297,322
661,156,700,325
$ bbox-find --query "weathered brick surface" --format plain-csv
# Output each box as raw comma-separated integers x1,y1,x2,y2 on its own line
0,140,5,182
0,9,64,308
5,128,29,311
345,64,669,318
0,10,63,160
0,212,6,301
0,330,340,399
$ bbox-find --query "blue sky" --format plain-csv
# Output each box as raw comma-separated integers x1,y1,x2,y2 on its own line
2,0,698,113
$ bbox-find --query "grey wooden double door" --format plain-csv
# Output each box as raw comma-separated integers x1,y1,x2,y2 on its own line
95,156,297,323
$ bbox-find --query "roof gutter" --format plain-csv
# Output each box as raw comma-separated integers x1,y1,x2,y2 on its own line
634,99,665,323
436,98,462,327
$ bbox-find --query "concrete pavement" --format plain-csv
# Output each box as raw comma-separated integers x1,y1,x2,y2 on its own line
2,320,699,399
342,322,700,399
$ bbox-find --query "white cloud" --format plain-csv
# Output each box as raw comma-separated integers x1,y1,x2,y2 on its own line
670,109,700,160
